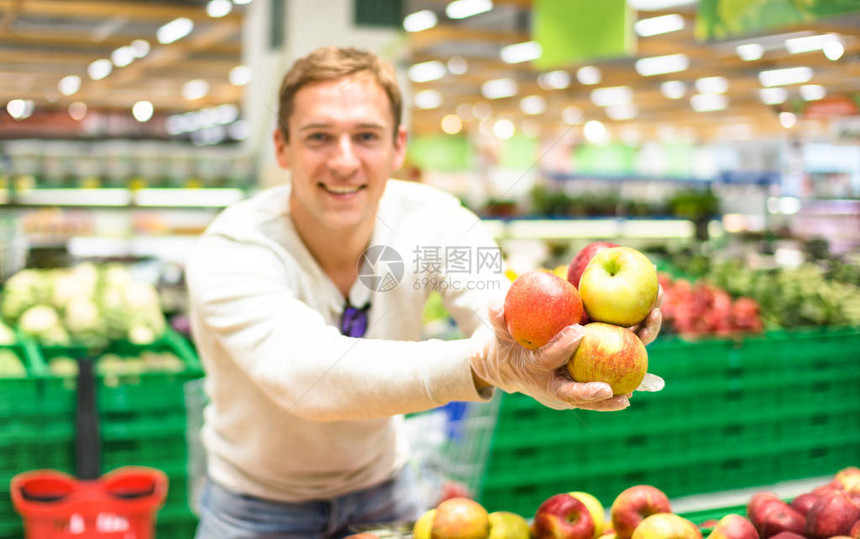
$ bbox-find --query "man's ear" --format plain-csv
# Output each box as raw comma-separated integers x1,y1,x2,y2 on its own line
392,125,408,170
273,128,290,169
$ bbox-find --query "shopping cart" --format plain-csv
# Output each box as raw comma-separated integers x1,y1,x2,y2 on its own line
10,356,168,538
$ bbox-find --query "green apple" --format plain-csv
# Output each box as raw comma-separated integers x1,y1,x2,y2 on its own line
579,247,658,327
569,491,607,538
413,508,435,539
504,271,583,349
567,323,648,396
488,511,530,539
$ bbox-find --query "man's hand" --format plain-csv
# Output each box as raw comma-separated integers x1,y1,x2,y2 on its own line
628,284,665,392
469,304,630,411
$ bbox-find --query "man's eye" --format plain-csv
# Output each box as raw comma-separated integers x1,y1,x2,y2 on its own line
356,132,379,142
307,133,330,143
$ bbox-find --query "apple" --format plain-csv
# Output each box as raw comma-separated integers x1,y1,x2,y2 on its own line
630,513,701,539
504,271,584,349
431,497,490,539
533,493,595,539
413,508,435,539
567,242,619,289
812,481,840,497
609,485,672,539
579,247,659,327
767,533,804,539
835,466,860,494
344,534,380,539
789,492,819,516
569,491,607,537
567,322,648,395
747,497,805,538
489,511,531,539
851,519,860,538
804,490,860,539
708,514,759,539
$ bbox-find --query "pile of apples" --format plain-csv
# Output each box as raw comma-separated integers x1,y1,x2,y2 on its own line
659,274,764,338
504,242,659,395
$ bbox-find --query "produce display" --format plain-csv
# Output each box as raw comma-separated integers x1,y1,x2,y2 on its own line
0,262,167,347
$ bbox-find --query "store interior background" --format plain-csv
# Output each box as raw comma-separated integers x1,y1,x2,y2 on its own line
1,0,860,533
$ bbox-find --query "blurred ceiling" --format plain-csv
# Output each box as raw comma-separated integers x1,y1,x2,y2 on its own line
1,0,859,143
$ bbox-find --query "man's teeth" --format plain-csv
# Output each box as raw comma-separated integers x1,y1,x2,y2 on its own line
324,184,361,194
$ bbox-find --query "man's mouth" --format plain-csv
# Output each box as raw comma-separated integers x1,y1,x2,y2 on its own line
319,183,365,195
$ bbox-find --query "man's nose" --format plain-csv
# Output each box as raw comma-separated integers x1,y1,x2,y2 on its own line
328,135,360,176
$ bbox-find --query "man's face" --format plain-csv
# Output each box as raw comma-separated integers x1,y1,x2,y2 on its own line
274,74,407,233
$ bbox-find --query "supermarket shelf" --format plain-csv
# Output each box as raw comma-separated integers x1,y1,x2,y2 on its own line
485,218,705,240
0,188,246,209
670,475,832,515
67,236,200,263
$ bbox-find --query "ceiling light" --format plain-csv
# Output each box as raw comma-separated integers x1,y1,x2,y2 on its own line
408,60,446,83
501,41,541,63
492,118,515,139
606,104,637,120
232,0,253,5
627,0,696,9
660,80,686,99
229,65,252,86
446,0,493,20
68,101,87,121
537,70,570,90
519,95,546,115
58,75,81,96
758,66,812,87
447,56,468,75
403,10,437,32
216,103,240,124
183,79,209,100
823,40,844,61
87,59,113,81
481,78,517,99
784,33,838,54
736,43,764,61
472,102,492,119
130,39,150,58
132,101,154,122
635,53,689,76
111,46,135,67
576,66,601,85
157,17,194,44
759,87,788,105
691,94,728,112
562,106,583,125
6,99,34,120
590,86,633,107
206,0,233,18
695,76,728,94
800,84,826,101
779,111,797,129
413,89,443,109
455,103,473,119
441,114,462,134
583,120,608,144
634,14,685,37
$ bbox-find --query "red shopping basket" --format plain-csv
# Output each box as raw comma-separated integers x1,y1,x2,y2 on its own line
10,356,169,538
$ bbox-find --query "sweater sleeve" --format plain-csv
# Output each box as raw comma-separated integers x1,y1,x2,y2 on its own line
186,232,489,422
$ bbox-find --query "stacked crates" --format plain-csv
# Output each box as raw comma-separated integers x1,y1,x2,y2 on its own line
0,330,203,538
479,327,860,517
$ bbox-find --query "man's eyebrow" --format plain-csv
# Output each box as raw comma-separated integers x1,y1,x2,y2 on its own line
298,122,386,131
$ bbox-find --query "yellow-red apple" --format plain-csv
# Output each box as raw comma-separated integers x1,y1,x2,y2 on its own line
431,497,489,539
489,511,530,539
708,513,759,539
533,493,595,539
630,513,701,539
567,322,648,395
568,491,607,538
504,271,583,349
609,485,671,539
579,247,658,327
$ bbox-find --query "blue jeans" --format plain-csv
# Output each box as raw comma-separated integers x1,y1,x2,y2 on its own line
193,466,423,538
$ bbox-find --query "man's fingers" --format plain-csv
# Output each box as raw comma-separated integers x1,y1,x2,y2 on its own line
536,324,584,370
575,395,630,411
636,308,662,345
551,378,613,403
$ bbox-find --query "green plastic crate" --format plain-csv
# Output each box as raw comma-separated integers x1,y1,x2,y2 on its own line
0,338,44,414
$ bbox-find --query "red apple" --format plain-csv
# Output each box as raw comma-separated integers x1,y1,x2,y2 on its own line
747,492,781,518
504,271,583,349
431,497,490,539
835,466,860,494
789,492,819,516
851,519,860,538
567,242,619,289
533,493,595,539
805,490,860,539
578,247,659,327
568,491,607,538
630,513,701,539
567,322,648,395
610,485,672,539
708,514,759,539
748,497,805,538
767,533,804,539
812,481,840,497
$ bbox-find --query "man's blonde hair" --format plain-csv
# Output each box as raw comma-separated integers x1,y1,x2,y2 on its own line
276,46,402,141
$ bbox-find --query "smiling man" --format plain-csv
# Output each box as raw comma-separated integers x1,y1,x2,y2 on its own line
186,47,659,538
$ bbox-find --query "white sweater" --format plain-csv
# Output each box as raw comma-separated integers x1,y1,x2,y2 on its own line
186,179,509,502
